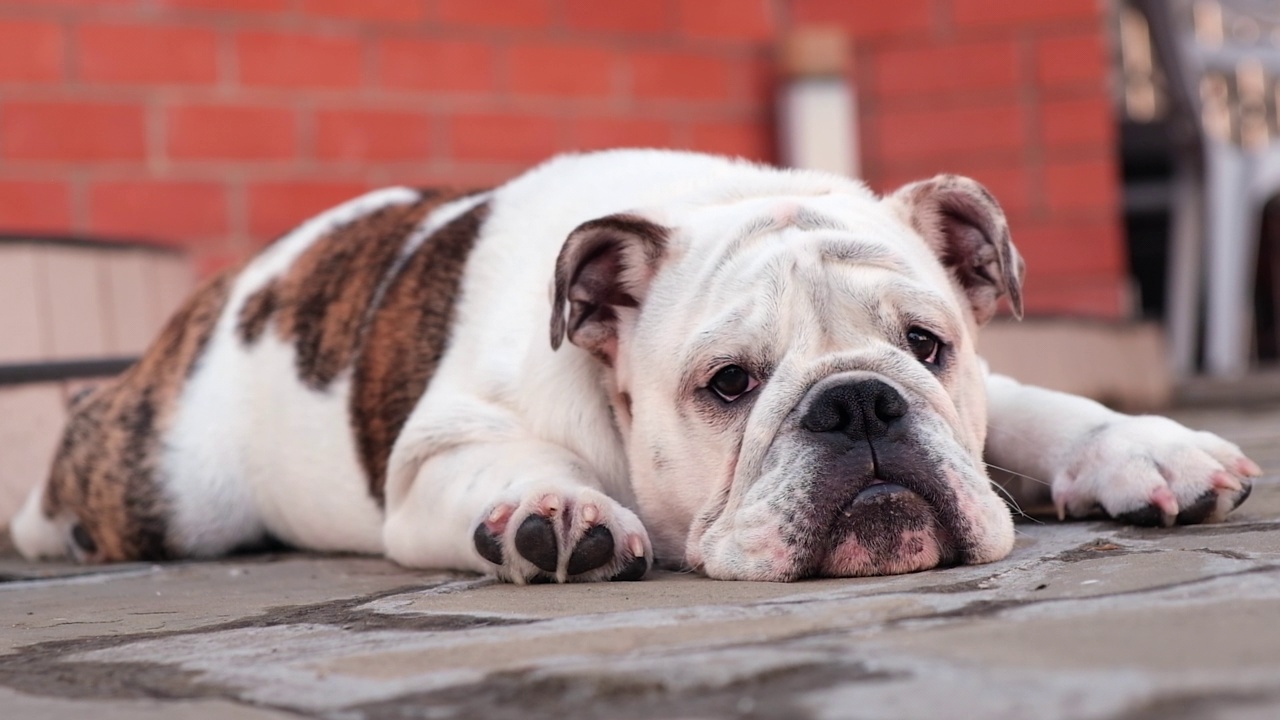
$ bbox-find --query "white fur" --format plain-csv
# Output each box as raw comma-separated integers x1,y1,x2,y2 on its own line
13,151,1259,581
165,188,420,556
11,478,68,559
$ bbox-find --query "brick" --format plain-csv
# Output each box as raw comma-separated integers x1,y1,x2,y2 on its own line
436,0,552,29
509,43,615,97
88,180,228,242
159,0,290,11
448,113,559,163
78,24,218,85
631,51,733,101
1041,95,1115,148
740,54,776,107
237,31,363,89
691,120,772,162
1015,219,1124,276
248,180,369,238
301,0,427,22
315,109,434,162
872,103,1026,162
167,104,297,160
1043,158,1119,213
2,0,131,7
790,0,933,40
0,180,71,233
568,117,677,151
1037,33,1108,88
564,0,670,34
1,102,146,161
377,38,495,93
678,0,774,41
872,40,1019,98
0,20,63,83
1020,274,1129,318
952,0,1101,29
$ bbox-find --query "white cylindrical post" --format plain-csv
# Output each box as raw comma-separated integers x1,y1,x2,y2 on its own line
777,27,857,178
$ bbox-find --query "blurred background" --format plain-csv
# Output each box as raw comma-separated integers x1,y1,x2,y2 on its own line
1,0,1279,520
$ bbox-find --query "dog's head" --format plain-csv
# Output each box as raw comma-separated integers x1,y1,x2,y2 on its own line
551,172,1023,581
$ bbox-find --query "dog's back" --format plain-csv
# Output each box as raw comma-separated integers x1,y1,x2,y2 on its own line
12,187,490,562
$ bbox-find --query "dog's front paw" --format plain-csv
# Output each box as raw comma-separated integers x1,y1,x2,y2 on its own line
1052,416,1261,527
471,485,653,584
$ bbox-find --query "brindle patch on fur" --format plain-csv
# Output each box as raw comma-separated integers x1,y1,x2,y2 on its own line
262,191,445,389
237,280,278,345
351,202,490,503
42,273,233,562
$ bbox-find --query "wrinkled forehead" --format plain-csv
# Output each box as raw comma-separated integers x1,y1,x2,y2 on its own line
642,193,963,350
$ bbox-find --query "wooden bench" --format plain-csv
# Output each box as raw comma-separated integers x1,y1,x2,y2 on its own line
0,236,193,525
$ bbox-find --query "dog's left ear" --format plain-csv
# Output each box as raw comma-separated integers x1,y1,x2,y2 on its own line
550,213,670,363
889,174,1025,325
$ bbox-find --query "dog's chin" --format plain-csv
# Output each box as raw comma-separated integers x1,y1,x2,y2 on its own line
815,481,957,578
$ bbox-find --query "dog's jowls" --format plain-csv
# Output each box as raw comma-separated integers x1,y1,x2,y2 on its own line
12,150,1260,582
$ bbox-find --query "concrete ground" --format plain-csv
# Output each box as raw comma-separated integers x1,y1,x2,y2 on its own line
3,405,1280,720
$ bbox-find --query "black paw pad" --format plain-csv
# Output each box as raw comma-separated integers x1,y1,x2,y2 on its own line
567,525,614,575
610,555,649,582
1176,490,1218,525
473,523,504,566
515,515,559,572
1232,482,1253,511
1115,504,1166,527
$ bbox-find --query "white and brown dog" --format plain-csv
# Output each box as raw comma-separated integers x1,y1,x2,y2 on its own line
11,150,1261,583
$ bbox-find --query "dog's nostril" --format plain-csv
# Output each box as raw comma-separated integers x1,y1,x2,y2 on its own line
801,378,908,439
875,390,907,423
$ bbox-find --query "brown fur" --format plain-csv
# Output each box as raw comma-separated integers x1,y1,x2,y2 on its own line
351,201,490,503
42,272,233,562
237,280,278,345
41,189,489,559
248,192,443,389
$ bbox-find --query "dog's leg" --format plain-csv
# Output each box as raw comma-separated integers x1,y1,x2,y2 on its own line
984,373,1260,526
383,440,653,583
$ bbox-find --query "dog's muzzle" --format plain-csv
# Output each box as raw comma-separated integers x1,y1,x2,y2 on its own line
796,377,961,577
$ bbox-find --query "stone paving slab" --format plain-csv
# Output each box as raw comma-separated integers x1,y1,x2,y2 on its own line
3,405,1280,719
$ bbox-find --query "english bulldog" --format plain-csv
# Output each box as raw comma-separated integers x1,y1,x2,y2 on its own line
10,150,1261,583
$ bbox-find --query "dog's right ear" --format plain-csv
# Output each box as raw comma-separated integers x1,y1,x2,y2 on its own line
550,214,670,364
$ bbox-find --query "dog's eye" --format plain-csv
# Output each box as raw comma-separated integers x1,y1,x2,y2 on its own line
906,328,942,366
708,365,756,402
71,523,97,555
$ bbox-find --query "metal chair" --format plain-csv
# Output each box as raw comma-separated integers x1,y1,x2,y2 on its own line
1141,0,1280,377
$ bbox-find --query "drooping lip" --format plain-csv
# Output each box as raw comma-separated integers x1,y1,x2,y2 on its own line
805,466,969,566
814,477,960,577
844,479,906,506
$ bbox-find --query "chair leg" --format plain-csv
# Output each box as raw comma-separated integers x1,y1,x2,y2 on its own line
1165,163,1202,378
1203,143,1252,377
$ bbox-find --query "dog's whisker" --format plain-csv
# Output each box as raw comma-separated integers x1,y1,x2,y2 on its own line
988,479,1044,524
984,462,1050,487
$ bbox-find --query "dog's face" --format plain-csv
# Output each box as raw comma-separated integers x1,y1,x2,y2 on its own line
551,174,1024,581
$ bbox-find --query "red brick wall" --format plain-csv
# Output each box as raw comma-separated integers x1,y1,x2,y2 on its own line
0,0,1124,317
795,0,1125,317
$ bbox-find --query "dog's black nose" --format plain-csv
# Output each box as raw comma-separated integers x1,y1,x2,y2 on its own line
801,378,907,440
